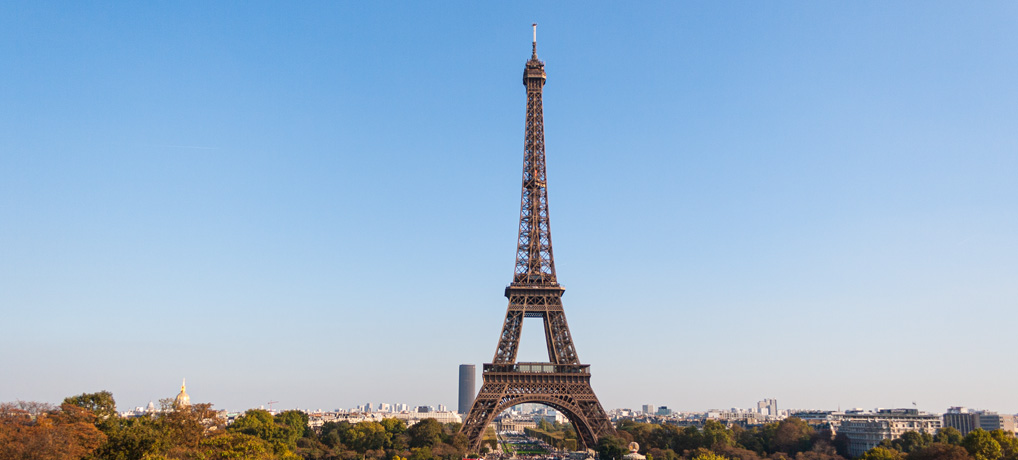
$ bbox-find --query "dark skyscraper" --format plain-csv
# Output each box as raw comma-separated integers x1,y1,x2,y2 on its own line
458,364,475,415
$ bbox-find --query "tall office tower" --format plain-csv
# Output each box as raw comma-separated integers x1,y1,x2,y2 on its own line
459,364,476,414
643,405,655,415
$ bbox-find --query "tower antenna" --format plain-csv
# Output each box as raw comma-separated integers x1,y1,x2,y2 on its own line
532,23,538,58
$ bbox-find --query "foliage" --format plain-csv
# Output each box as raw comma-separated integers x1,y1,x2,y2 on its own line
879,431,933,454
64,390,119,420
771,418,813,455
228,409,306,457
688,448,730,460
0,402,107,460
963,429,1003,460
858,446,905,460
407,418,443,448
616,418,837,459
3,393,478,460
936,427,965,446
906,443,973,460
597,434,630,460
990,430,1018,460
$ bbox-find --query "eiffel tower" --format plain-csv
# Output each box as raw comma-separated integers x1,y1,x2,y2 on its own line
460,25,615,453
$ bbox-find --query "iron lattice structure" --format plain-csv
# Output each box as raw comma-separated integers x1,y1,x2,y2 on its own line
460,28,615,453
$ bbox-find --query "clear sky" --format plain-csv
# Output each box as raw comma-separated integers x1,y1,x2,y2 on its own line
2,2,1016,415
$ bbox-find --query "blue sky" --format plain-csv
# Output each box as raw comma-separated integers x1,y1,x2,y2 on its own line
2,2,1016,414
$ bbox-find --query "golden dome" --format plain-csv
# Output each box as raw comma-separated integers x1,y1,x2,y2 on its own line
173,379,191,409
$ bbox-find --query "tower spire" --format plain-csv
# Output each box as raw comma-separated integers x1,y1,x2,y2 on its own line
532,23,538,58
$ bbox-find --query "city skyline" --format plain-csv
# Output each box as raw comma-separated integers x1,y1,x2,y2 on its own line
2,3,1017,414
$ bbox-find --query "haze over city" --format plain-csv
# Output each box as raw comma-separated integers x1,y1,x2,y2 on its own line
2,1,1016,416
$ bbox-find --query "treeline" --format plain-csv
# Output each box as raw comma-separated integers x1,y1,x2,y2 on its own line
862,428,1018,460
525,419,579,451
598,418,846,460
599,419,1018,460
0,391,473,460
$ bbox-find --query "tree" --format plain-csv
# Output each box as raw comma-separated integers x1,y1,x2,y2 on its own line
407,419,443,448
648,447,681,460
381,418,408,435
276,410,311,439
0,402,107,460
936,427,965,446
674,425,703,453
688,448,730,460
907,443,973,460
198,431,279,460
346,421,390,451
597,434,629,460
714,444,765,460
229,408,300,457
93,414,164,460
989,430,1018,460
701,420,735,449
880,431,932,454
858,447,905,460
63,391,118,421
772,418,814,455
158,402,223,453
963,429,1003,460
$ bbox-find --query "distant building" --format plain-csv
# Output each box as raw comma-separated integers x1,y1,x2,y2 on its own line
623,442,646,460
173,379,191,409
459,364,476,415
944,407,1018,435
642,405,655,415
757,399,777,417
392,410,462,425
839,409,942,457
498,416,537,432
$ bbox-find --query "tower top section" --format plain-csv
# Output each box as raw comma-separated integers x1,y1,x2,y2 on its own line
532,23,538,58
524,23,546,86
513,24,555,286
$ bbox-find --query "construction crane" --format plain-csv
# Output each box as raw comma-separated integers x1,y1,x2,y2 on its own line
268,401,279,412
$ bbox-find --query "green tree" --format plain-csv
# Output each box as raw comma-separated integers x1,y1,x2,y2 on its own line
407,419,443,448
276,410,310,439
597,434,629,460
198,431,278,459
688,447,730,460
63,390,118,420
989,430,1018,460
936,427,965,446
963,429,1003,460
229,408,301,457
701,420,734,449
93,414,164,460
674,425,702,452
907,443,973,460
880,431,933,454
381,418,408,435
409,446,433,460
858,446,905,460
319,420,351,449
346,421,390,451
